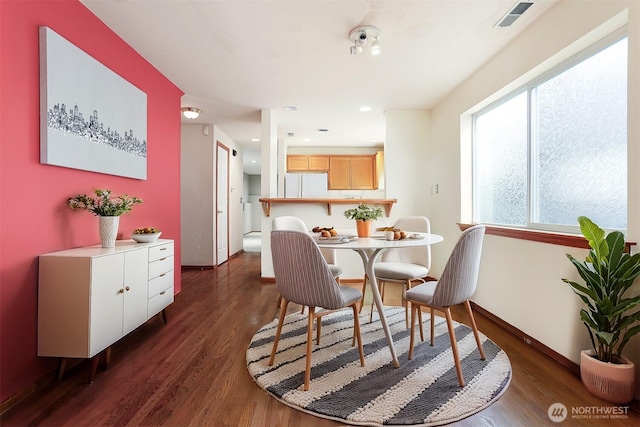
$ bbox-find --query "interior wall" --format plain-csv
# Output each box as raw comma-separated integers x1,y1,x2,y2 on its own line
181,124,215,265
213,125,244,257
385,110,431,218
427,0,640,396
0,0,183,402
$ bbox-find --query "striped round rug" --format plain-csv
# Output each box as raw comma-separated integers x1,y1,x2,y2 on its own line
246,306,511,426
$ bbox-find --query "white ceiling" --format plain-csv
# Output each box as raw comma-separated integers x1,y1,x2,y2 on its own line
81,0,560,175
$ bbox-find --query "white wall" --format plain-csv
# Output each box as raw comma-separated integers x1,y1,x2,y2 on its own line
181,123,244,265
427,0,640,395
213,125,245,257
180,124,215,265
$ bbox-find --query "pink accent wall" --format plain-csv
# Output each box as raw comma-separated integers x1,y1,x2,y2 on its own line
0,0,184,403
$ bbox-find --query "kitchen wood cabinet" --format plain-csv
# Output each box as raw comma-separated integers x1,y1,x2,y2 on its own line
328,155,376,190
286,155,329,171
38,239,174,380
328,157,352,189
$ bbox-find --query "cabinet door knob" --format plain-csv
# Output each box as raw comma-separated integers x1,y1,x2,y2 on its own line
118,288,124,294
125,286,130,291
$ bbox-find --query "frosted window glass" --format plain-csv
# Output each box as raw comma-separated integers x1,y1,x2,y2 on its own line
475,92,527,226
473,36,627,231
533,38,627,230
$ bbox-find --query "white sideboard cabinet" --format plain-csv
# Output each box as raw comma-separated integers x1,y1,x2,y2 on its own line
38,239,174,380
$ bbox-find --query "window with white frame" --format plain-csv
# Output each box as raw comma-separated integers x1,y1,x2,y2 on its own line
472,34,628,232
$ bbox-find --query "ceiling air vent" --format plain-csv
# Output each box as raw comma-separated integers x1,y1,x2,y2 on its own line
495,1,534,28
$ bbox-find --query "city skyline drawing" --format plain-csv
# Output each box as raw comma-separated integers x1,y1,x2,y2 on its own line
40,26,147,180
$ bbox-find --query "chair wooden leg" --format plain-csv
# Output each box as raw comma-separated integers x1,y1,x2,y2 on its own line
351,304,365,367
408,303,418,360
430,307,435,346
404,280,410,329
304,307,316,391
316,316,322,345
359,275,367,313
464,300,486,360
417,306,424,342
444,307,465,387
269,300,289,366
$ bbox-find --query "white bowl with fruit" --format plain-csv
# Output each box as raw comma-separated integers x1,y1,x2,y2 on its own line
131,227,162,243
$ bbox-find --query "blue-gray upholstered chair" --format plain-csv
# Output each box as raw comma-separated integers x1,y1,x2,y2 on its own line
272,216,343,313
269,230,365,391
406,224,486,387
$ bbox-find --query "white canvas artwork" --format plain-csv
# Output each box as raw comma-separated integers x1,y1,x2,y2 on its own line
39,26,147,180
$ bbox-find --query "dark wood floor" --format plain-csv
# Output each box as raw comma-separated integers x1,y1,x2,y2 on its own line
2,252,638,426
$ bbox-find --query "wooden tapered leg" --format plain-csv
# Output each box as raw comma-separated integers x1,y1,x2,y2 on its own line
161,309,168,325
269,300,289,366
444,307,465,387
352,304,365,367
103,347,112,369
90,355,99,383
57,357,67,381
316,317,322,345
359,275,368,313
464,300,486,360
304,307,315,391
417,306,424,342
430,307,435,346
408,304,418,360
404,280,410,329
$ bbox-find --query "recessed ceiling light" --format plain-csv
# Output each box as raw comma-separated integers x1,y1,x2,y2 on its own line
250,160,257,163
284,106,297,111
251,138,260,142
359,106,372,112
303,138,311,142
317,128,330,132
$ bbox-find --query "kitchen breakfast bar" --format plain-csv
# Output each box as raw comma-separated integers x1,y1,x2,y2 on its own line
258,198,397,280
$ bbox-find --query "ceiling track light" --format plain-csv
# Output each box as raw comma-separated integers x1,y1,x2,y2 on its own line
181,107,201,119
348,25,381,55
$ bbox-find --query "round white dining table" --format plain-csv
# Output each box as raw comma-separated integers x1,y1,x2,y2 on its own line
317,232,444,368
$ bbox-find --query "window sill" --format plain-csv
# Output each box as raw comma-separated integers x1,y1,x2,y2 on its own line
457,223,636,252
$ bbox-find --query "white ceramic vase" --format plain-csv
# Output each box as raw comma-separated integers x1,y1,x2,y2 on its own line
98,216,120,248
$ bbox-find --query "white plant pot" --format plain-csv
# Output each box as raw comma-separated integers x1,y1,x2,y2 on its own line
98,216,120,248
580,349,636,404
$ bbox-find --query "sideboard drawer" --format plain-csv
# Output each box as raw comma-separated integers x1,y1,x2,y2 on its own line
149,255,174,280
149,242,173,262
148,288,173,318
149,272,173,298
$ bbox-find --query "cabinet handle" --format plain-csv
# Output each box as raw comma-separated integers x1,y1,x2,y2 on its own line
160,257,166,261
125,286,130,291
160,291,165,295
160,248,167,251
160,273,166,277
118,288,124,294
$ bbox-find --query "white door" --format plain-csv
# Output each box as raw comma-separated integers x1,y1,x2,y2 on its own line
216,143,229,265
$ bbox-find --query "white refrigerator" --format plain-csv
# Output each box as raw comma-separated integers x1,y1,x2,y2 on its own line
285,173,328,198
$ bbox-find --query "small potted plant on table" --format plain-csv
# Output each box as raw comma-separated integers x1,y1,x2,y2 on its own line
343,204,383,237
562,216,640,403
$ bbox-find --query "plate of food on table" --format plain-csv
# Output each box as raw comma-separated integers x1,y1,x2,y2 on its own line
375,227,424,240
311,226,355,243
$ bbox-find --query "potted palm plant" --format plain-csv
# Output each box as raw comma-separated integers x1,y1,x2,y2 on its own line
343,204,383,237
562,216,640,403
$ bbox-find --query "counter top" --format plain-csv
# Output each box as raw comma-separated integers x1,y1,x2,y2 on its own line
257,198,397,217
